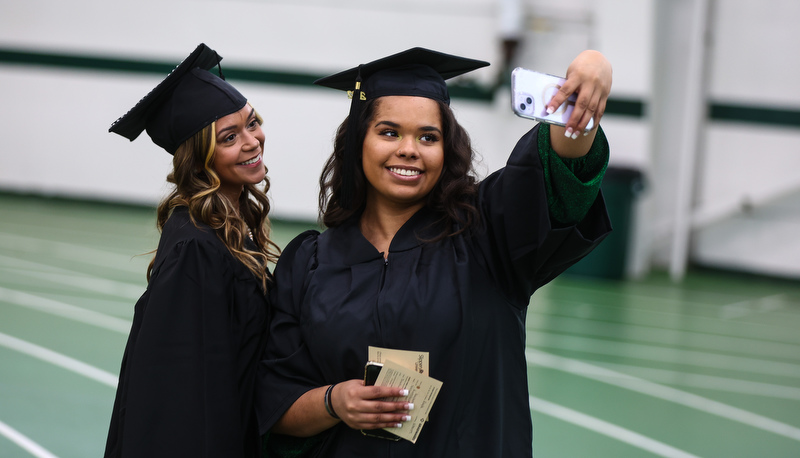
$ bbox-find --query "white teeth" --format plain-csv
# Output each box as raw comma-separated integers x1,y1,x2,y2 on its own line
240,155,260,165
390,167,420,176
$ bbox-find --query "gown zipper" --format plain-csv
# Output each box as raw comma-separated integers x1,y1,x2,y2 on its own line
376,255,389,344
379,254,389,290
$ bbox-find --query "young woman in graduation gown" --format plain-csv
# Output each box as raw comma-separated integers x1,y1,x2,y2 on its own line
103,44,279,457
258,47,613,457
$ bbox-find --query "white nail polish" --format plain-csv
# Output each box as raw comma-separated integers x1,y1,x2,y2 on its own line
407,403,415,411
564,128,574,138
402,415,411,421
395,423,403,428
546,106,555,115
400,389,409,396
571,132,579,140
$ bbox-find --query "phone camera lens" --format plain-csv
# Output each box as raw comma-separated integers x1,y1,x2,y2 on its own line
526,97,533,105
519,103,527,111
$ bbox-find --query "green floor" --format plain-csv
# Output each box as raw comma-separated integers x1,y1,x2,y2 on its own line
1,193,799,457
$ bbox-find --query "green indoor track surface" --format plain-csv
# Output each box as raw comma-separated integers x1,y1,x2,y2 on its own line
1,193,799,457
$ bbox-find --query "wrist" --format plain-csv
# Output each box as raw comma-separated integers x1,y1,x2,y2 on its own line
324,383,340,419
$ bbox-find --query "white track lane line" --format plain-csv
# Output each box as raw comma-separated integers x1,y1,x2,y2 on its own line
527,348,800,442
0,230,146,274
530,397,701,458
526,310,800,361
526,330,800,379
0,332,117,388
583,360,800,400
0,254,143,301
0,286,131,333
0,419,58,458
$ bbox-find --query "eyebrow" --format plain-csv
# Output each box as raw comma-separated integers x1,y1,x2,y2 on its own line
217,108,256,136
374,120,442,135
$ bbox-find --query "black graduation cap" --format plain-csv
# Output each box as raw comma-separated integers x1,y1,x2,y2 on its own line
109,43,247,154
314,47,489,210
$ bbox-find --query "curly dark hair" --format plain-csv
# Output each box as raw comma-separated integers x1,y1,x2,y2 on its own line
149,109,279,292
319,97,481,240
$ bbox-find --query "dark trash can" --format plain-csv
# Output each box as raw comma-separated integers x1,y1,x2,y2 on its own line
566,166,645,280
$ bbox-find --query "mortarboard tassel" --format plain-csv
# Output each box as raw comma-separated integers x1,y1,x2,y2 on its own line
341,65,365,210
216,60,226,80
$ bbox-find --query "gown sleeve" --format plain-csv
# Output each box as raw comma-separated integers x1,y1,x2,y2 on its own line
475,123,612,307
538,123,609,225
256,230,325,435
107,238,248,457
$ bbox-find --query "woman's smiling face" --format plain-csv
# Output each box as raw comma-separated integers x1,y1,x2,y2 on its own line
211,104,266,203
361,96,444,212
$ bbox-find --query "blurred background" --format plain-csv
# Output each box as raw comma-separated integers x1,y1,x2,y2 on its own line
2,0,799,281
1,0,800,457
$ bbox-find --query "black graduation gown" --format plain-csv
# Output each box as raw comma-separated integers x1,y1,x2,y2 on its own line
105,207,269,458
258,125,611,457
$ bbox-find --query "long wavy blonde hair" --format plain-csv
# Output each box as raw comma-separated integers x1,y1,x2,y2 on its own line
148,109,279,292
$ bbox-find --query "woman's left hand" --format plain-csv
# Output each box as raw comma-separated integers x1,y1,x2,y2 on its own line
547,50,612,136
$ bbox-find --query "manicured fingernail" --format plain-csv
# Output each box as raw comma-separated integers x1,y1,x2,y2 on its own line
407,403,415,411
402,415,411,421
564,127,574,138
571,131,579,140
546,106,555,115
394,423,403,428
583,130,590,136
399,389,409,396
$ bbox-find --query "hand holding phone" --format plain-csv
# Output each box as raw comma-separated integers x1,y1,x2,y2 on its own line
511,67,594,131
362,362,401,441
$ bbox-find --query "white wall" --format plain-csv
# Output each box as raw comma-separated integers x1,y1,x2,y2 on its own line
2,0,799,279
0,0,502,220
690,1,800,278
646,0,800,279
0,0,651,212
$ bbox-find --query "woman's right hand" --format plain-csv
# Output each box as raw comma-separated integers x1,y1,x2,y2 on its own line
330,379,414,430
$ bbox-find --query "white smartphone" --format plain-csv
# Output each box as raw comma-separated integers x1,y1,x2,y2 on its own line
510,67,594,131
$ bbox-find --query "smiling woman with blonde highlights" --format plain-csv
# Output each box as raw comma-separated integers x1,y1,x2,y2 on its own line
103,44,278,458
157,106,277,292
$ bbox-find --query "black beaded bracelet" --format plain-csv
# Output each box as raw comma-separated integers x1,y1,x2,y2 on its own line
324,383,340,419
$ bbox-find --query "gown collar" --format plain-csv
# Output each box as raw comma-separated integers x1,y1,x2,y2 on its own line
327,206,444,264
